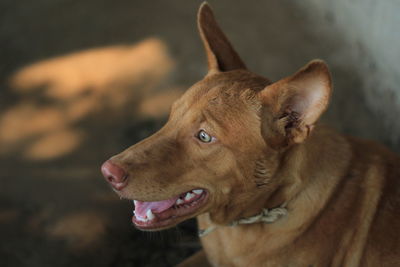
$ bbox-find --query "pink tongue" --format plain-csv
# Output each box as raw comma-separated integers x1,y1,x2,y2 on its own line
134,196,179,218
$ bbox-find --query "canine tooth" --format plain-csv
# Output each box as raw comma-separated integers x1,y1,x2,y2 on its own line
146,209,155,220
185,193,194,201
136,216,148,222
176,198,184,205
193,189,203,195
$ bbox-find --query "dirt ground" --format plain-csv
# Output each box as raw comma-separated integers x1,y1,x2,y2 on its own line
0,0,397,266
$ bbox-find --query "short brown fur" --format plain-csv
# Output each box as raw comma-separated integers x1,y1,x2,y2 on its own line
106,3,400,266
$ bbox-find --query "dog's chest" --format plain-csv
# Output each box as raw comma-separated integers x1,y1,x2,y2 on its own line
199,227,303,266
199,230,333,267
197,215,345,266
197,216,302,266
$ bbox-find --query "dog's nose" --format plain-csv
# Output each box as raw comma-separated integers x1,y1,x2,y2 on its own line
101,160,128,190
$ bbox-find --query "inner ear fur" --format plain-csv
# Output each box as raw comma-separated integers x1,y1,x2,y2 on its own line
197,2,246,72
259,60,332,148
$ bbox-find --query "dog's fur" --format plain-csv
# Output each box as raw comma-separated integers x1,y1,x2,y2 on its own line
108,3,400,266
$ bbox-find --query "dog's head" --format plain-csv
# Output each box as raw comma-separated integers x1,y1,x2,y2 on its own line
101,3,332,230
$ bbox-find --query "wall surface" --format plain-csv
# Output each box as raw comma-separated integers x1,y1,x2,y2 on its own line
299,0,400,148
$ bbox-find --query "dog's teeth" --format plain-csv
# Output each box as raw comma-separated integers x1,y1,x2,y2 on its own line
176,198,184,205
193,189,203,195
136,216,148,222
185,192,194,201
146,209,155,220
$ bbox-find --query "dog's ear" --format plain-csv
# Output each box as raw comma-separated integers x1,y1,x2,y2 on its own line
197,2,246,73
259,60,332,148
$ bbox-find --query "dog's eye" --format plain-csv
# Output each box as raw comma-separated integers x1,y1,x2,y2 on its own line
197,130,213,143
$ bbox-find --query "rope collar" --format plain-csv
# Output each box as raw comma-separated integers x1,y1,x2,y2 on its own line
198,204,288,237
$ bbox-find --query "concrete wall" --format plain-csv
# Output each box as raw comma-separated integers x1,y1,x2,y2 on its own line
299,0,400,149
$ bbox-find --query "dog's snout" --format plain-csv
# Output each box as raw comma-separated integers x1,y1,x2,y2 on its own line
101,160,128,190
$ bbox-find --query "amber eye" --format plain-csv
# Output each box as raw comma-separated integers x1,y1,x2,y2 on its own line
197,130,213,143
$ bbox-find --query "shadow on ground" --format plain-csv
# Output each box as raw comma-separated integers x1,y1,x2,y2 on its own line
0,0,396,266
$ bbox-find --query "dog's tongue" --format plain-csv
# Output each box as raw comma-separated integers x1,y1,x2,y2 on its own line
134,196,179,217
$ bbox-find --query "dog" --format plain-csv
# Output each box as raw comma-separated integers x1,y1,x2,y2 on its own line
101,3,400,266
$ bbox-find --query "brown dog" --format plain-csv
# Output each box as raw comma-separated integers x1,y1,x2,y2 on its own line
101,3,400,266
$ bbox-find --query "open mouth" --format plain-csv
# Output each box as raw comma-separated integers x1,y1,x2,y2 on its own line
132,189,208,230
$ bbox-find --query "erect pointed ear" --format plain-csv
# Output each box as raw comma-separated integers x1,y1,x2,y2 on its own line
259,60,332,148
197,2,246,73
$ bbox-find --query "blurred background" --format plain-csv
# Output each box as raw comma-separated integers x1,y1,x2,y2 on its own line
0,0,399,266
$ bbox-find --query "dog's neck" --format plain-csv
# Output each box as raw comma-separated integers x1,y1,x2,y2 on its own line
199,203,288,237
267,127,352,241
200,127,352,239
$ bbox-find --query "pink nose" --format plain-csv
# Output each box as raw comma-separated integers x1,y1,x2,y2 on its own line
101,160,128,190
